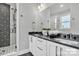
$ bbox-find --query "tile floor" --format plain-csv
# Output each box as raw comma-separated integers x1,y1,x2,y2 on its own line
19,52,33,56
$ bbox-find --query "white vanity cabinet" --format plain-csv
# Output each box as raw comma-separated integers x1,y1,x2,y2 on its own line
29,35,79,56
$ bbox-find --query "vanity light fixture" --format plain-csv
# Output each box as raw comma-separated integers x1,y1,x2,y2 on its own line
38,5,41,10
38,3,45,11
60,4,64,7
40,3,44,8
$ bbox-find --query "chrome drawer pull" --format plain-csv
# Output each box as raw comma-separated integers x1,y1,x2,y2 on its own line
60,48,62,56
56,46,57,56
37,47,43,51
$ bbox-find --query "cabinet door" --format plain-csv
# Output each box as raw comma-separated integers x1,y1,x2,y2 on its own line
49,42,57,56
35,37,47,56
35,46,46,56
46,41,50,56
29,35,33,53
29,35,37,55
60,46,79,56
32,36,37,56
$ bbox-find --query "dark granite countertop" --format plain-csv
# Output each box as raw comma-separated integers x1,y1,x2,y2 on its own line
29,33,79,49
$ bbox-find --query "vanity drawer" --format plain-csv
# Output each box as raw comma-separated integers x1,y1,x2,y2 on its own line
36,44,46,51
36,37,46,46
36,46,46,56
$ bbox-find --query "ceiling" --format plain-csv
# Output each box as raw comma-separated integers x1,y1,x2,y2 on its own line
33,3,55,12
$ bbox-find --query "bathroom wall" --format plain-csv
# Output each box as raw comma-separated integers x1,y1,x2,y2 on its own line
38,7,51,29
70,3,79,33
18,3,37,51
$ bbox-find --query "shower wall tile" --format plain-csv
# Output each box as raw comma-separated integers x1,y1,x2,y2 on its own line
0,3,10,47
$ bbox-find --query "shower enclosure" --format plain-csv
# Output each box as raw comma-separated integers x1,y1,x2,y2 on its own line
0,3,16,55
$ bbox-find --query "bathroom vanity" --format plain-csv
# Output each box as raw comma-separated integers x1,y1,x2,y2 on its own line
29,32,79,56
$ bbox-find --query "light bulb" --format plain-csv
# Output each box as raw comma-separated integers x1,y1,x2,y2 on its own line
38,6,41,9
60,4,64,7
41,4,44,7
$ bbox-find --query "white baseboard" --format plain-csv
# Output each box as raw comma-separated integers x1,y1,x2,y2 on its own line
4,49,30,56
17,49,30,56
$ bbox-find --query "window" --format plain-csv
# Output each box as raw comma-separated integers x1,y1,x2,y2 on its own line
54,16,57,29
61,14,70,29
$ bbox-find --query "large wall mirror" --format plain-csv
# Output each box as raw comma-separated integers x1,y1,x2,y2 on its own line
51,9,71,30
